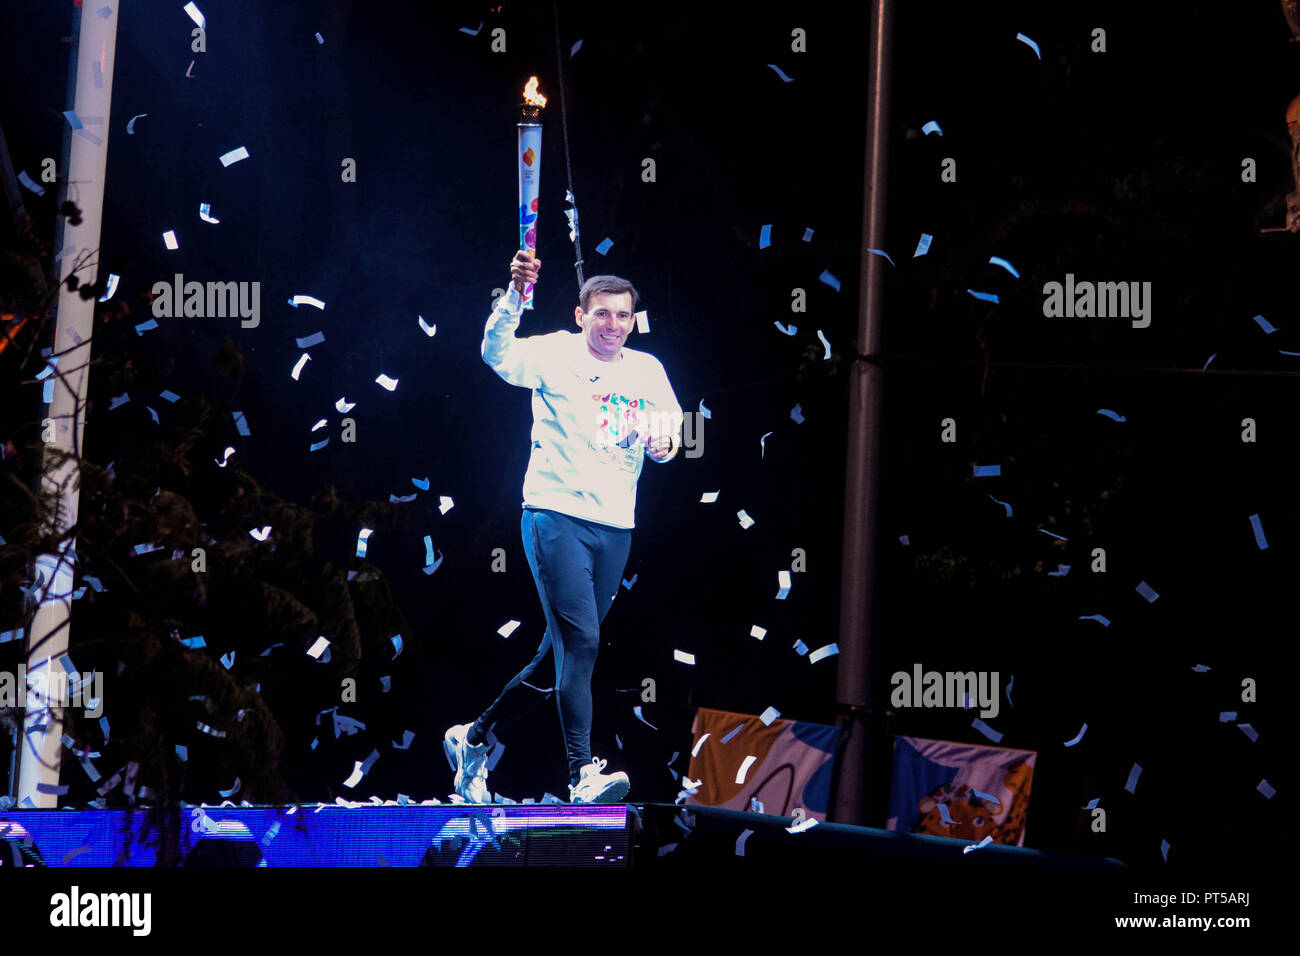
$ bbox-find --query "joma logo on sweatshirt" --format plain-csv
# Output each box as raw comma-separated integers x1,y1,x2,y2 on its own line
49,886,151,936
1042,274,1151,328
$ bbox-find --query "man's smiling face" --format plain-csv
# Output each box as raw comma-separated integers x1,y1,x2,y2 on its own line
576,292,635,362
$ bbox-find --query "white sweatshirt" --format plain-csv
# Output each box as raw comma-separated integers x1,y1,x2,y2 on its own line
481,285,683,530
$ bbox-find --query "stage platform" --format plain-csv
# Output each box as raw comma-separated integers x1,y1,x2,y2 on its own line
1,803,1124,868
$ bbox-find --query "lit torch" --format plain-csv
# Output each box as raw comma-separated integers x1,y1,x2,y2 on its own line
518,76,547,309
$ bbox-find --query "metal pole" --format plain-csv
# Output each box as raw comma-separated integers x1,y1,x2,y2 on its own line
17,0,119,808
831,0,893,828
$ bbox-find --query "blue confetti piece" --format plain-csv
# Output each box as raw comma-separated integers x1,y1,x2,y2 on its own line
1005,674,1014,707
759,224,772,249
391,634,403,658
1063,723,1087,747
767,63,794,83
972,464,1001,477
1123,763,1142,794
180,636,206,648
1248,513,1268,550
412,477,429,490
937,802,954,824
866,248,895,267
459,22,483,35
1083,797,1100,810
160,390,180,403
818,269,841,292
1135,580,1159,603
146,406,159,424
1047,564,1070,577
622,573,637,589
1079,614,1110,626
232,411,251,436
971,718,1002,743
802,227,814,242
1039,528,1067,541
1191,664,1211,673
1015,32,1041,59
109,392,129,410
1218,711,1237,722
988,256,1020,278
972,789,1000,805
1279,349,1300,357
595,237,613,255
310,437,330,451
43,380,54,404
63,110,84,130
0,628,24,644
1201,353,1216,371
921,120,942,136
988,494,1012,517
1252,314,1277,334
913,233,933,257
134,318,159,335
774,321,797,335
967,289,1000,303
1160,839,1171,862
296,331,326,348
720,723,745,744
1096,408,1126,422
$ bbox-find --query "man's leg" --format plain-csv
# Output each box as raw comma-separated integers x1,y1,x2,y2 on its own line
520,509,631,787
464,508,564,745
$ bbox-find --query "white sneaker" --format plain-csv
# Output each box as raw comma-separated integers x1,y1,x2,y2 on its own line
568,757,630,804
443,723,492,804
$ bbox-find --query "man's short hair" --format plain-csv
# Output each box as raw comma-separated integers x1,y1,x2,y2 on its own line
579,274,639,314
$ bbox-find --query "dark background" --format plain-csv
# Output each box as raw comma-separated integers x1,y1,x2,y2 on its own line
0,0,1290,869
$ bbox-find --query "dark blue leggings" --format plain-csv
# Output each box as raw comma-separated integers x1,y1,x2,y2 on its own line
471,507,632,786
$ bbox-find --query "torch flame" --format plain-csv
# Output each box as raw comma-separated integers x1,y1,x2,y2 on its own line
522,76,547,107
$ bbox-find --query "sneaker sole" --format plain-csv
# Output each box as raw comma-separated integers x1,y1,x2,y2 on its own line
579,778,630,804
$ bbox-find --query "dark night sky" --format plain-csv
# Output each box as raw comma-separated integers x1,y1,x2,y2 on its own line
0,0,1290,869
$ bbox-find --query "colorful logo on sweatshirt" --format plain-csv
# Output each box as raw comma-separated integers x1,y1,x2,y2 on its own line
592,392,646,473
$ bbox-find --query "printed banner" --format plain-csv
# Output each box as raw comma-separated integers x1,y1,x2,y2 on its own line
886,735,1036,845
684,707,838,821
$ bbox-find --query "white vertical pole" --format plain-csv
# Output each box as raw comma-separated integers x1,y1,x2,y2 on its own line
17,0,119,808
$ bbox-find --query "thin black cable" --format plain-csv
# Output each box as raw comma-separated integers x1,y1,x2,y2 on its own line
552,0,584,291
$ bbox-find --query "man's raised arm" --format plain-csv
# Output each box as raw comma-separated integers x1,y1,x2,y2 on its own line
481,251,545,388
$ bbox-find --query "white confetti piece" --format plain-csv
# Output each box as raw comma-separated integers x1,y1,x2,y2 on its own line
787,817,819,834
218,146,250,167
355,528,373,557
336,397,355,413
809,643,838,663
760,431,773,457
750,625,766,640
759,706,780,726
376,373,399,391
291,353,311,380
307,636,330,660
776,569,791,599
816,329,831,359
635,310,649,334
183,2,205,28
498,620,521,638
735,755,757,784
439,495,454,514
163,230,178,250
343,761,364,788
673,649,696,665
289,295,325,309
691,733,711,758
700,491,719,503
738,510,755,530
418,315,437,336
249,526,271,541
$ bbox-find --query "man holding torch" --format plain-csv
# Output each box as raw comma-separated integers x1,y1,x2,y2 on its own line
443,250,683,805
